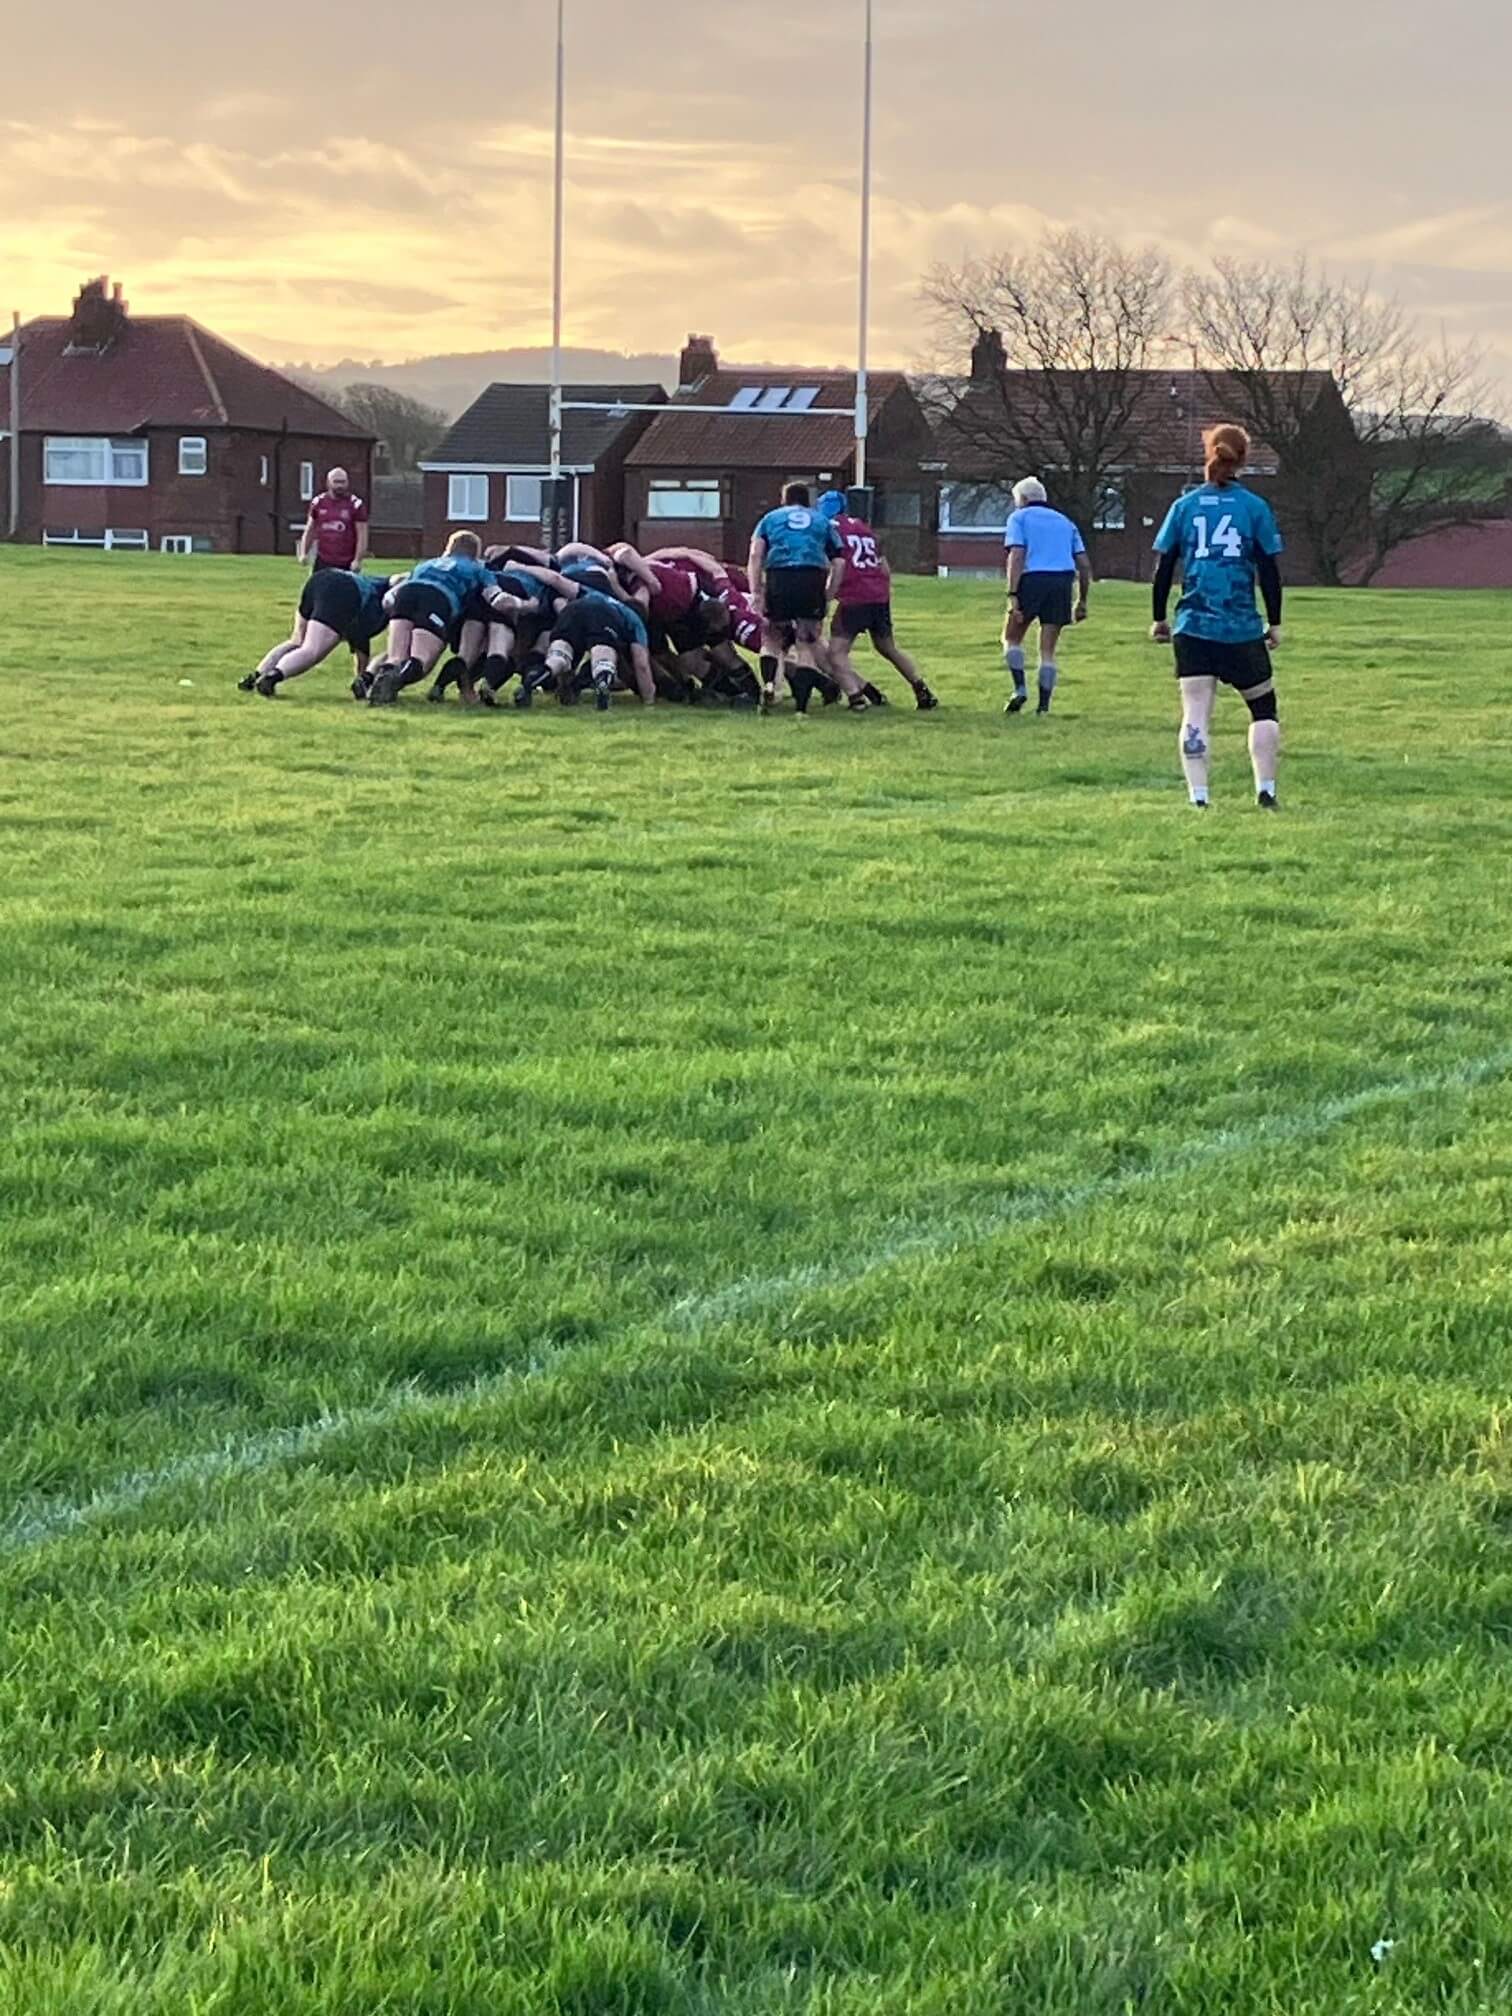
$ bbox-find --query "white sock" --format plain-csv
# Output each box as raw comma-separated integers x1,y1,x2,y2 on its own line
1190,787,1210,806
1258,778,1276,797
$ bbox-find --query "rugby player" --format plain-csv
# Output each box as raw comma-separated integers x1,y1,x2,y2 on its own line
298,468,368,575
748,483,866,713
818,491,938,710
534,588,656,711
1151,424,1284,810
238,569,393,698
1002,478,1092,716
366,533,526,707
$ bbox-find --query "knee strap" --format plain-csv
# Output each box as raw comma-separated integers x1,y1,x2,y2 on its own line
1242,682,1278,723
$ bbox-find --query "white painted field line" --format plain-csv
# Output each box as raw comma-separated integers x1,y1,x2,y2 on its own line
3,1044,1509,1560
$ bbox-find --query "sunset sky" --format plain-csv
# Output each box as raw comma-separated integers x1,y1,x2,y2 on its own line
5,0,1510,389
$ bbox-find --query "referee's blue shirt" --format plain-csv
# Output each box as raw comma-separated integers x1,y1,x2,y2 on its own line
1004,503,1086,572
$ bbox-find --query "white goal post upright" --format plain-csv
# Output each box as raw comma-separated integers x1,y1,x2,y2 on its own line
544,0,877,529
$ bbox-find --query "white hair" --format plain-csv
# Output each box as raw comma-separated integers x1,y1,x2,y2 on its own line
1013,477,1048,508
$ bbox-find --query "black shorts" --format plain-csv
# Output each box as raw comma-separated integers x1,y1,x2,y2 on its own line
1173,635,1274,689
299,569,363,635
392,581,455,639
1014,571,1076,627
551,598,629,659
764,567,829,626
834,600,893,642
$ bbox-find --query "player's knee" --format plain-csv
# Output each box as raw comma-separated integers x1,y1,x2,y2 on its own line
1242,681,1278,723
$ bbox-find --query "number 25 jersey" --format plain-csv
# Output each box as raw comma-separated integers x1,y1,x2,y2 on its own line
1154,482,1284,643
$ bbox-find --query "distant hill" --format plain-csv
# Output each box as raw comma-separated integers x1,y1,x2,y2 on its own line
273,348,681,421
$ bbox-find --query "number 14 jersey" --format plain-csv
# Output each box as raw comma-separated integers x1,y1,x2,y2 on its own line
1154,482,1284,643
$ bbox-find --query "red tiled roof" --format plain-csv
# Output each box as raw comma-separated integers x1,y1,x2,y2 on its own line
941,369,1338,475
625,368,906,471
0,317,370,439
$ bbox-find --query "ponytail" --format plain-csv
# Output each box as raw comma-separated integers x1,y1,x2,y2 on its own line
1203,424,1250,485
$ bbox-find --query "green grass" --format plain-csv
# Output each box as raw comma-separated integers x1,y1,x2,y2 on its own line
2,549,1511,2014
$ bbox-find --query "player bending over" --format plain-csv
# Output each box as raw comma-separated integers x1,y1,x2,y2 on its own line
1002,479,1091,716
239,568,393,698
1151,424,1285,811
818,491,937,711
536,589,656,712
367,534,526,707
748,484,867,713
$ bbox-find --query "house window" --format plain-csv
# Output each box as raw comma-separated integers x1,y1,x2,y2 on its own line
299,461,315,502
505,475,544,523
41,527,148,549
178,437,208,477
44,436,149,487
939,481,1015,532
260,455,270,486
450,473,490,521
161,536,194,555
647,479,721,521
1093,482,1127,532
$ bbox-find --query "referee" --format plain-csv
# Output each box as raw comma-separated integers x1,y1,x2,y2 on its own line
1002,478,1091,716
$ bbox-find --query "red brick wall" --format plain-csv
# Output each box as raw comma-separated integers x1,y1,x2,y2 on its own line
12,428,371,553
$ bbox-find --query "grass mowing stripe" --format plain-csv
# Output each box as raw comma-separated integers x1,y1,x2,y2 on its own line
5,1037,1506,1562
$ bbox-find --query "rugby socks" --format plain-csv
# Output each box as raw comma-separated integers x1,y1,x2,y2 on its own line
1006,645,1027,696
434,657,464,695
1038,662,1058,715
481,652,512,694
394,656,426,692
759,655,779,688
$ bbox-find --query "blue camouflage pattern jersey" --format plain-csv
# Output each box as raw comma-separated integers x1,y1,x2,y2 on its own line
1153,482,1284,643
350,574,393,645
410,554,496,619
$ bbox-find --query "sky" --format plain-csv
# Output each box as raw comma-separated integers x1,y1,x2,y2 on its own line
4,0,1511,394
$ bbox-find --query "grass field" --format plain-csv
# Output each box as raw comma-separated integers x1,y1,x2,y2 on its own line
2,548,1511,2014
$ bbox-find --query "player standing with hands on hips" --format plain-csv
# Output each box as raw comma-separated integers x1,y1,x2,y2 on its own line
1151,425,1285,810
1001,479,1091,717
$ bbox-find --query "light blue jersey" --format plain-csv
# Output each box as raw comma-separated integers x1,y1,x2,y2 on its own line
1004,502,1085,574
1154,483,1284,643
754,504,843,572
411,554,495,619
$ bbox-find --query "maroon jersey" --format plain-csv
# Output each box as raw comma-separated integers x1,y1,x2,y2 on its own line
308,491,368,567
832,515,890,606
720,587,763,651
647,560,700,624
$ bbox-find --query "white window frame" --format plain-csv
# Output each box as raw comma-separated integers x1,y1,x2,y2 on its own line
1093,482,1127,533
299,461,316,502
646,478,722,522
505,474,544,523
449,473,490,521
44,436,150,488
161,536,194,555
259,455,270,487
178,436,208,477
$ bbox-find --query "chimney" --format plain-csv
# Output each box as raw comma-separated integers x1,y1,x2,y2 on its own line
679,334,717,388
68,276,129,353
970,327,1006,384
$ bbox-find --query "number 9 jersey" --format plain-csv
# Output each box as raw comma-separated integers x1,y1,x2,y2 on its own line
1153,482,1284,644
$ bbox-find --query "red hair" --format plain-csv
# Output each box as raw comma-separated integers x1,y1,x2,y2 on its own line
1204,424,1250,485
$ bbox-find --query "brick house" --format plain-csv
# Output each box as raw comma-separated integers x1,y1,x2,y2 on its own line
935,353,1357,583
0,278,373,553
419,383,665,554
622,337,940,572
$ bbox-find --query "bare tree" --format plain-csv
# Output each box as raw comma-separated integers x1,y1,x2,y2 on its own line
921,231,1176,538
1185,258,1505,584
336,382,450,474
